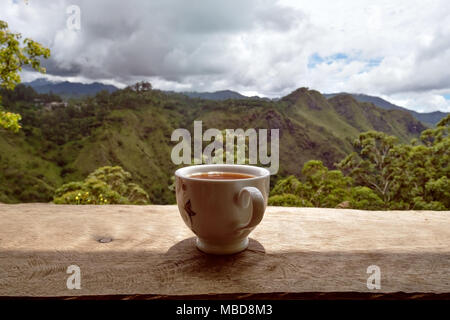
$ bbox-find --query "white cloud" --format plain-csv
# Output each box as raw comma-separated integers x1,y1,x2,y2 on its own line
1,0,450,112
386,92,450,113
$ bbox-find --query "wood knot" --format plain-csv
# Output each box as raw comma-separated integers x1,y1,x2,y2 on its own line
98,237,113,243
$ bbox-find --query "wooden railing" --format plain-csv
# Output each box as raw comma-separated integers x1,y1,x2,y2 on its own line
0,204,449,299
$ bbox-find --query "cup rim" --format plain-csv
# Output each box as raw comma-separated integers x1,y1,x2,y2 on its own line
175,164,270,182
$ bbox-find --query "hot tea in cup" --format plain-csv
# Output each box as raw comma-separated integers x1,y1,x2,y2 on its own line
175,164,270,254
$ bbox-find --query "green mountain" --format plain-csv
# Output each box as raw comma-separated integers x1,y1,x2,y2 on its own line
181,90,250,100
24,78,118,99
0,85,426,204
21,79,449,126
324,92,448,126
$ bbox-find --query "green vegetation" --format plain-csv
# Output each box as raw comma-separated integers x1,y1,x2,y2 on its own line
268,160,383,209
54,166,149,205
0,79,441,208
0,110,21,132
0,20,50,132
1,22,445,210
270,115,449,210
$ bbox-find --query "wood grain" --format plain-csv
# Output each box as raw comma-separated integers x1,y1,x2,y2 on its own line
0,204,449,298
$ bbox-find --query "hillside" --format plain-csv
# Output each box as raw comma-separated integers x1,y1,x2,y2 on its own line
26,80,263,101
25,78,118,99
22,79,447,126
324,92,448,126
181,90,250,100
0,86,426,204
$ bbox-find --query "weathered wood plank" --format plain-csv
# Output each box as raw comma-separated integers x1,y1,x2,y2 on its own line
0,204,449,297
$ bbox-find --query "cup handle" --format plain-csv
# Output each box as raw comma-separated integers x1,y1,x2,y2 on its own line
236,186,265,231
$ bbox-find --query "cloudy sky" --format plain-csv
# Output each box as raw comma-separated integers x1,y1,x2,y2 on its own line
2,0,450,112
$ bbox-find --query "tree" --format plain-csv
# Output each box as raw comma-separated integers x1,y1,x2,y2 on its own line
53,166,150,205
337,131,398,205
0,110,21,132
349,186,384,210
131,81,152,94
301,160,353,207
268,175,313,207
268,193,310,207
413,114,449,209
269,160,384,209
0,20,50,132
141,81,152,92
338,124,449,210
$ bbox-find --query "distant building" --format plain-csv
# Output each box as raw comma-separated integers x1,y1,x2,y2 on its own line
33,98,44,105
43,101,68,111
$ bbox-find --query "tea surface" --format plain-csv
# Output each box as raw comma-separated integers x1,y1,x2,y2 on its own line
189,172,255,180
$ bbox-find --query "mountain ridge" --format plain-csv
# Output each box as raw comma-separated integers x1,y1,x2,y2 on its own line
0,85,427,204
23,78,448,125
180,90,250,100
24,78,118,98
324,92,448,126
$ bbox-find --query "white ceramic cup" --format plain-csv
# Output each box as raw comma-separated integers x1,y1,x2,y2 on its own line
175,164,270,255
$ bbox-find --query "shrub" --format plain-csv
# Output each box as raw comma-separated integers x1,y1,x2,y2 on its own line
53,166,150,205
268,194,312,207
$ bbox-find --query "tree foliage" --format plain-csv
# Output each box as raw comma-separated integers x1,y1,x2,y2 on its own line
0,110,21,132
53,166,150,205
337,131,398,204
129,81,152,94
0,70,447,209
271,116,449,210
0,20,50,132
269,160,383,209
